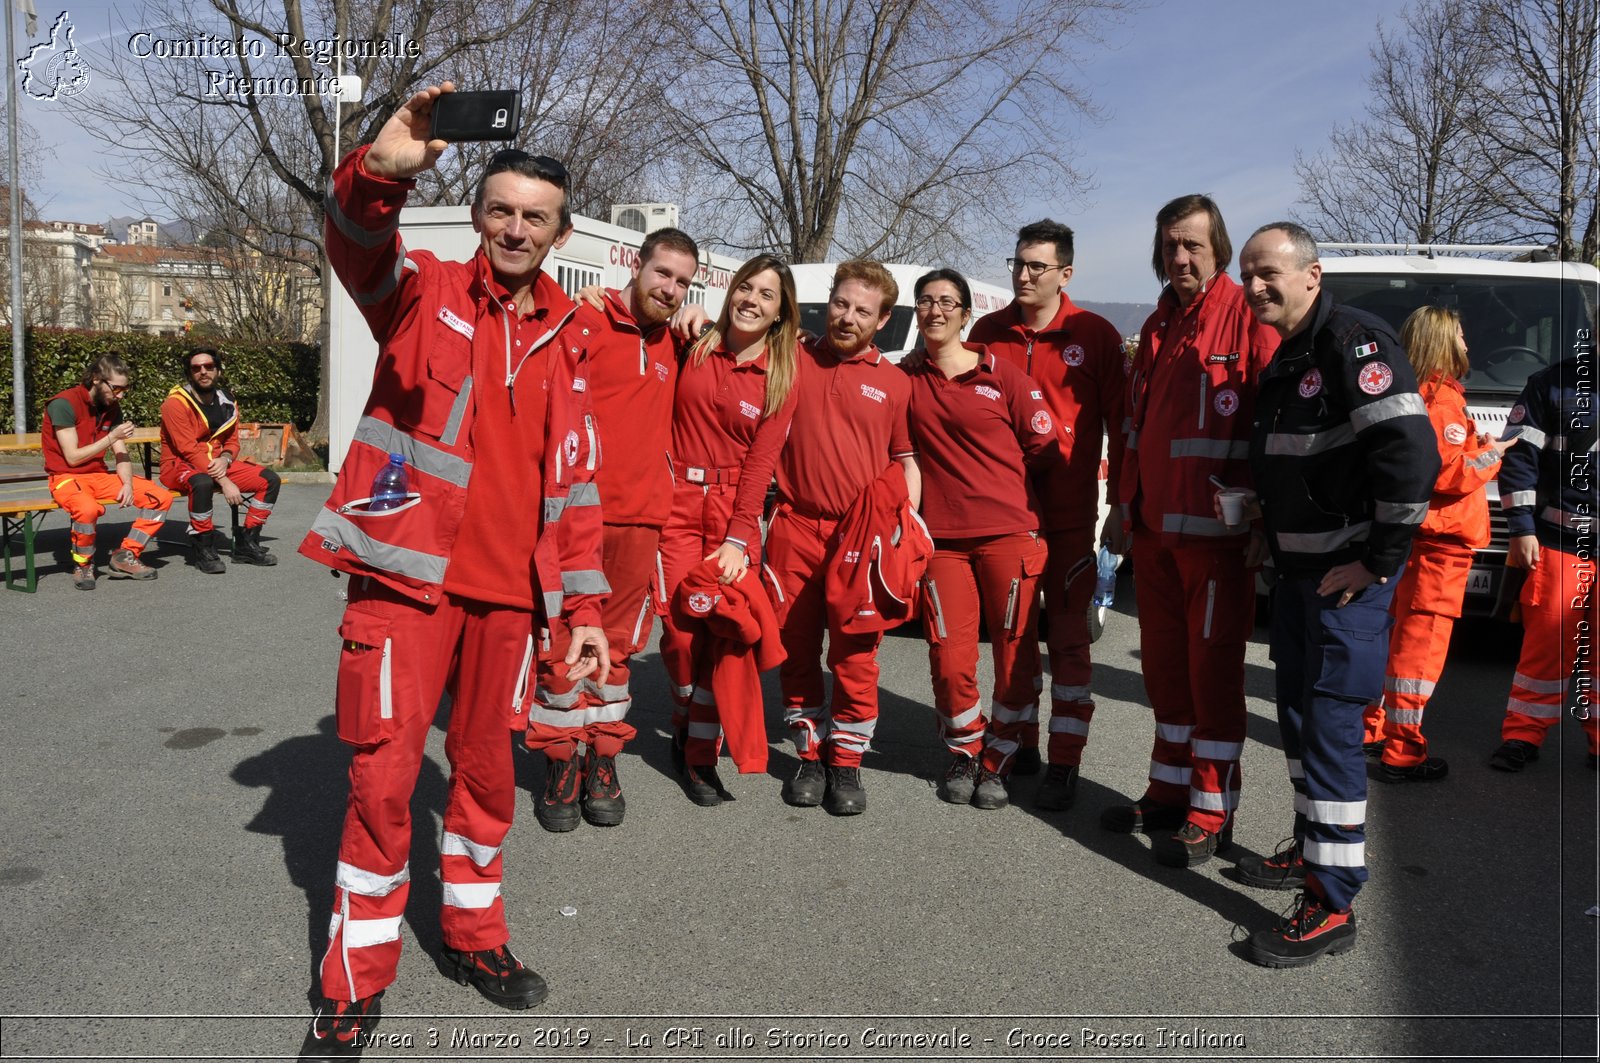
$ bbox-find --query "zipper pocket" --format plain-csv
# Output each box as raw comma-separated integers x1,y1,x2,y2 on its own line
584,414,599,471
1202,579,1216,639
630,594,651,651
379,638,394,719
511,634,535,714
1004,577,1021,634
1197,373,1208,430
925,578,948,640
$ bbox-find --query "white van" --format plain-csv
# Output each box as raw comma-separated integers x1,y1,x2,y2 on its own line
1319,251,1600,617
789,262,1012,360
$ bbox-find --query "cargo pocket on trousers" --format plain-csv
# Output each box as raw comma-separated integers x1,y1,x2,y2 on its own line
1312,600,1390,706
922,576,949,645
1006,544,1049,637
335,609,396,747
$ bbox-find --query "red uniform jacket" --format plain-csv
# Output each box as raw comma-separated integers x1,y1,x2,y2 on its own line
159,384,240,480
670,559,786,773
1417,374,1498,550
41,385,117,476
824,462,934,634
301,145,605,625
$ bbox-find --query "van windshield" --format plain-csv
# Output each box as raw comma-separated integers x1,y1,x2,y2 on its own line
1322,270,1597,394
798,303,916,354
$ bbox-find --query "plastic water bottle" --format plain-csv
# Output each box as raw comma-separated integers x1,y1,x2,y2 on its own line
1092,546,1121,609
369,453,409,511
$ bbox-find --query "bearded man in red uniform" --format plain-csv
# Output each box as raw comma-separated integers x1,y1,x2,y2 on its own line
1107,194,1278,867
968,220,1125,811
301,83,609,1052
523,228,700,832
767,260,920,815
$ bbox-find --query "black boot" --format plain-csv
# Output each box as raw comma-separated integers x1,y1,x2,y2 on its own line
192,531,226,574
233,525,278,566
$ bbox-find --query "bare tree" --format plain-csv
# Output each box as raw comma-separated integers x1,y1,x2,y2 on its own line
660,0,1124,266
1294,0,1507,246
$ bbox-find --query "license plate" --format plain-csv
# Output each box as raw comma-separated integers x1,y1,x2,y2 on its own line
1467,567,1496,595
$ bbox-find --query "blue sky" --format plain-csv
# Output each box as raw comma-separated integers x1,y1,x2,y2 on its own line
15,0,1400,304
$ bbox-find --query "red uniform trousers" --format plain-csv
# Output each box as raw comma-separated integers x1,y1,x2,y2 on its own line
659,479,761,767
766,506,882,768
160,456,278,533
1360,542,1473,767
1500,546,1600,754
1025,527,1098,767
921,531,1047,774
321,579,536,1003
1130,530,1252,834
47,471,170,563
522,524,655,761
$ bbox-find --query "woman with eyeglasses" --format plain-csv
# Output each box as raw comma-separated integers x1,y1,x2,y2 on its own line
660,253,800,806
900,268,1062,810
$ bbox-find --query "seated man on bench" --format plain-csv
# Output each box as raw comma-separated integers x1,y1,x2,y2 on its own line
159,346,280,573
42,353,171,589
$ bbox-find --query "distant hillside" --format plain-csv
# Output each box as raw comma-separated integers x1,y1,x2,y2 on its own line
1079,301,1154,339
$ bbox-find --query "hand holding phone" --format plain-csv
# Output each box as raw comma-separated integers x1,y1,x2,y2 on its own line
430,90,522,142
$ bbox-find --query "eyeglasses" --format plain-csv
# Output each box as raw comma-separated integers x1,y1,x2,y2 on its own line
486,149,569,189
190,362,217,373
106,384,129,395
914,296,965,312
1006,258,1063,278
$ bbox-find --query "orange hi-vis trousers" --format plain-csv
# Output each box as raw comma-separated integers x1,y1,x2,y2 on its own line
1499,545,1599,755
47,472,170,563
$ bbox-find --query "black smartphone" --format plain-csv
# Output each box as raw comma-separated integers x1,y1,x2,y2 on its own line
429,90,522,142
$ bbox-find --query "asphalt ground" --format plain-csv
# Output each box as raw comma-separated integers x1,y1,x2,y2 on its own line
0,481,1595,1062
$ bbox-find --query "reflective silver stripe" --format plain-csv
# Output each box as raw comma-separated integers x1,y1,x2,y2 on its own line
829,731,871,749
525,701,633,728
1275,522,1370,553
1192,739,1243,760
1170,437,1250,460
1541,506,1593,531
342,916,403,949
1286,757,1304,780
672,682,694,699
691,687,716,706
336,860,409,897
1389,708,1424,725
71,521,95,534
1051,683,1090,702
1122,416,1134,435
1156,723,1193,743
1376,500,1429,525
831,718,877,738
1507,425,1546,448
354,251,409,306
441,881,501,909
1387,677,1435,697
563,569,609,595
1507,696,1561,719
1502,490,1538,509
945,732,983,753
1189,788,1239,811
1303,798,1366,823
579,678,631,703
1149,761,1189,785
1304,839,1365,867
1265,424,1356,456
439,375,473,448
324,179,400,248
1350,391,1426,432
534,684,582,710
783,704,827,723
687,721,722,739
543,590,565,620
136,508,167,522
440,832,500,868
1162,513,1234,537
188,510,212,523
309,509,448,585
1126,429,1139,450
1049,717,1090,736
984,735,1019,757
943,703,983,730
247,499,274,513
1465,450,1500,470
563,481,601,512
990,700,1031,725
352,416,472,488
1514,672,1568,694
126,529,152,547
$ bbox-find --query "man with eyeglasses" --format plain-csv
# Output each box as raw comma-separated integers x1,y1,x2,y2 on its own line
40,353,171,589
1106,194,1278,868
302,83,608,1049
766,259,920,815
158,346,282,573
968,219,1126,812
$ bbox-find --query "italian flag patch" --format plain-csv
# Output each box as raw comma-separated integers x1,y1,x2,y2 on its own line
1355,341,1380,358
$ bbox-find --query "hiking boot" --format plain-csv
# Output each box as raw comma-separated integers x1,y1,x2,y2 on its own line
971,768,1009,810
232,525,277,565
937,754,977,805
440,943,548,1009
1245,891,1358,968
1235,839,1308,891
309,992,381,1057
1012,746,1042,776
1489,739,1540,772
581,752,625,826
1379,756,1449,783
1361,740,1385,759
535,754,582,832
191,532,226,575
823,765,866,816
1034,764,1079,811
682,762,724,807
1100,797,1186,835
71,561,96,591
1153,819,1233,867
107,548,156,579
782,758,826,807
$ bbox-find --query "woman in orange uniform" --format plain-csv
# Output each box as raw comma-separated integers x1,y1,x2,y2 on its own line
902,269,1062,810
661,254,800,805
1361,306,1513,780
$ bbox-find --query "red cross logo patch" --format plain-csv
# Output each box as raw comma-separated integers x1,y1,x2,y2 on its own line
1358,362,1394,395
1213,388,1239,416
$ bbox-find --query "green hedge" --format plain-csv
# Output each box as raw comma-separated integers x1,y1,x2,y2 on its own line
0,328,319,433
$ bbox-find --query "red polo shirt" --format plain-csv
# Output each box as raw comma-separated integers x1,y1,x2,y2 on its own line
671,344,798,548
776,337,913,518
969,293,1126,535
580,288,680,527
902,345,1063,538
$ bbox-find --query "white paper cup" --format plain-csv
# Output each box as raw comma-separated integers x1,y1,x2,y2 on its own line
1219,488,1248,527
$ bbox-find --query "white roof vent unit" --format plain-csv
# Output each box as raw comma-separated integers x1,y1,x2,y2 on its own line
610,203,680,234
